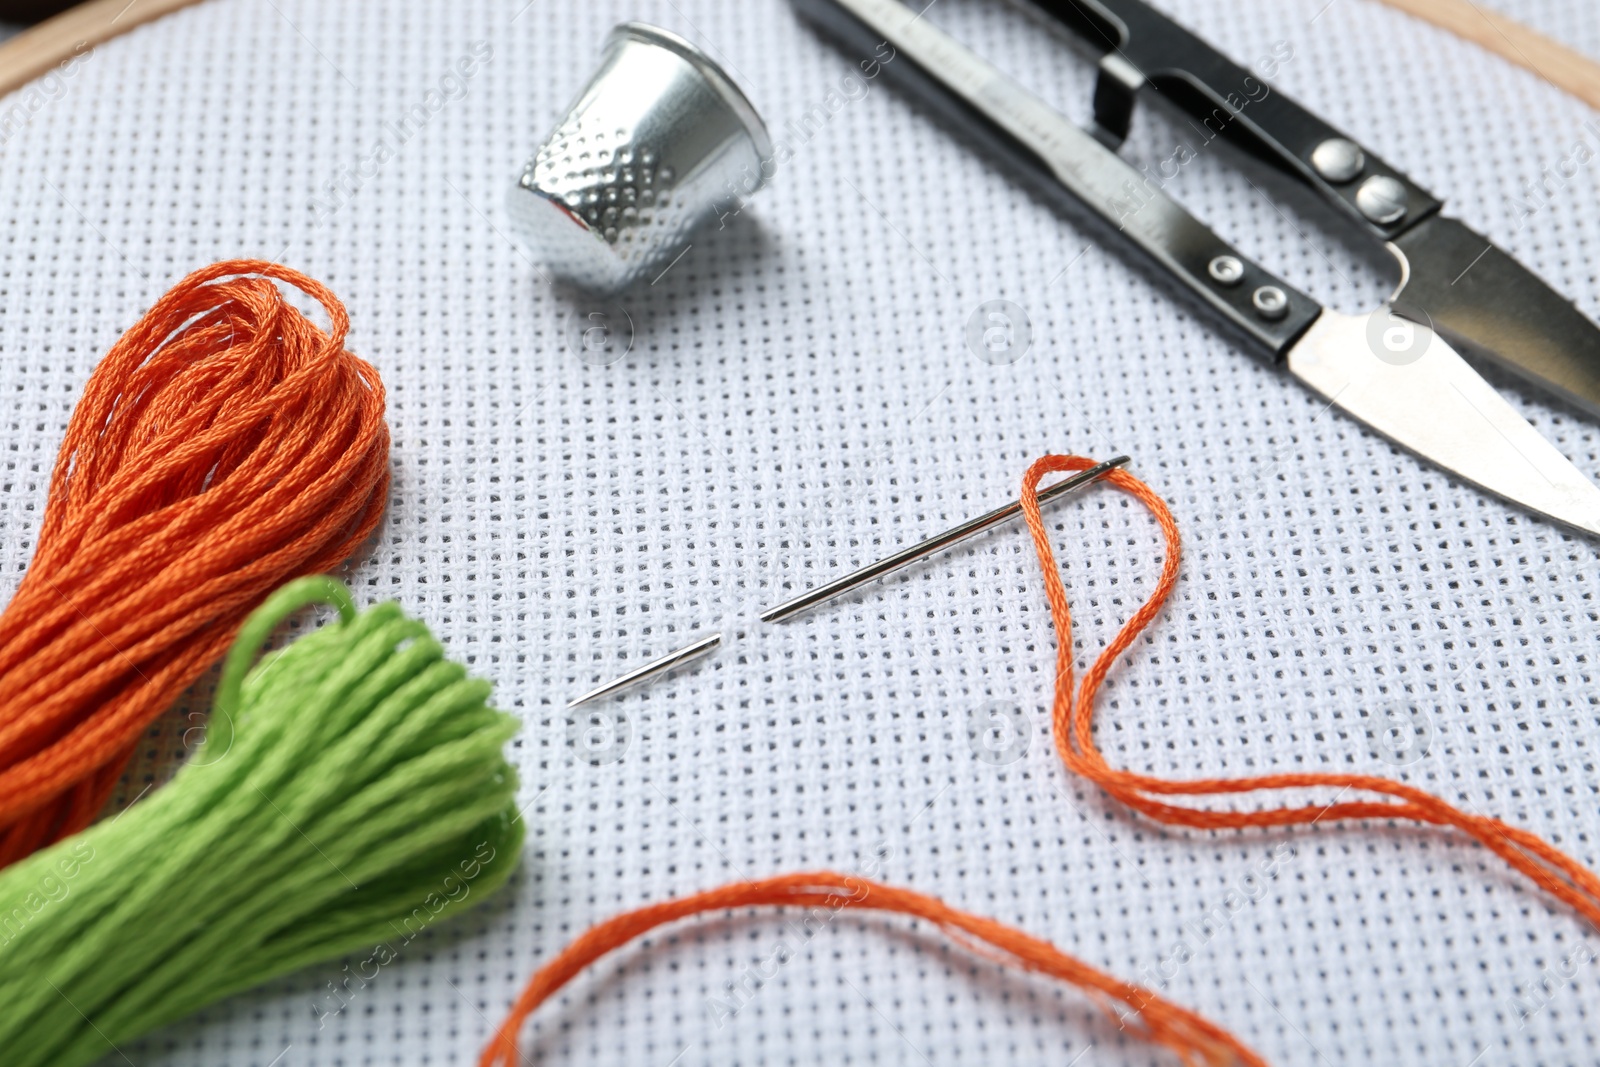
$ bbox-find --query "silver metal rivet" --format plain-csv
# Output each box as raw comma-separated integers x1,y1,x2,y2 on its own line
1310,137,1365,183
1208,255,1245,287
1356,175,1408,225
1253,285,1289,321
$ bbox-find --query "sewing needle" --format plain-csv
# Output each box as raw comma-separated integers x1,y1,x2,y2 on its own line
566,632,723,708
760,455,1129,622
566,456,1129,707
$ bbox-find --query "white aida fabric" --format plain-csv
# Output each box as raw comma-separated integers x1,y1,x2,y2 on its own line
3,1,1600,1065
1495,1,1600,56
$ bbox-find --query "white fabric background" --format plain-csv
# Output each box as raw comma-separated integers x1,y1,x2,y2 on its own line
2,1,1600,1065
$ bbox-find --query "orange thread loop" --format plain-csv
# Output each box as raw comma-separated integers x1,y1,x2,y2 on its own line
485,456,1600,1066
0,259,389,866
1020,456,1600,931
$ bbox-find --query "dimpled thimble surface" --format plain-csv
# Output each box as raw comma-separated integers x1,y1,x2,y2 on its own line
509,23,772,294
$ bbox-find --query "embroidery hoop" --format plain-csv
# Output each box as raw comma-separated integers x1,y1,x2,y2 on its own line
1,0,1596,111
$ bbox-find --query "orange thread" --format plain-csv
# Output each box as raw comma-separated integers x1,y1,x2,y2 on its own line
485,456,1600,1065
1020,456,1600,938
480,872,1265,1067
0,259,389,867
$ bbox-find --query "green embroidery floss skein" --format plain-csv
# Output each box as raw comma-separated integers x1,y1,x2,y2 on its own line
0,577,524,1066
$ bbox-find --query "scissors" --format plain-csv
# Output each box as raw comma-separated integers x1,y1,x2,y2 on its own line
790,0,1600,536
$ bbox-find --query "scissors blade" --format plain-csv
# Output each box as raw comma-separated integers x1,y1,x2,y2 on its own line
1287,308,1600,536
1390,214,1600,420
1008,0,1600,421
794,0,1600,534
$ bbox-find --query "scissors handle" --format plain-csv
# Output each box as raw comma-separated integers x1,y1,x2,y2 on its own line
793,0,1321,359
1022,0,1442,240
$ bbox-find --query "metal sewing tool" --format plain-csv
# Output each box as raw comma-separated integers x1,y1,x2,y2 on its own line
760,456,1128,622
566,632,724,709
1016,0,1600,421
568,456,1129,706
508,22,773,293
790,0,1600,537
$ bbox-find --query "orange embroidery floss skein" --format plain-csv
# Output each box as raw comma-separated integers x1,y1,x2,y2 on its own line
0,259,389,868
486,456,1600,1067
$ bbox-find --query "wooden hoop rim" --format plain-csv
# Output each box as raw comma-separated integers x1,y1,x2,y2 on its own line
0,0,202,97
0,1,1596,138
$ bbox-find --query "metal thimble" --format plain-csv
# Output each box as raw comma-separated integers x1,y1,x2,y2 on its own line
509,23,773,294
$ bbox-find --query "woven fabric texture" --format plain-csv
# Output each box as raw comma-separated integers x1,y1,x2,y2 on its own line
1494,0,1600,56
2,1,1599,1065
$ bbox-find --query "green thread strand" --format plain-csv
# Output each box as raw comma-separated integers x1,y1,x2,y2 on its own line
0,578,523,1067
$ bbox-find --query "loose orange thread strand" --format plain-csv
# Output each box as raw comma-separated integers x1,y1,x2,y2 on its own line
0,259,389,867
486,455,1600,1065
1023,456,1600,935
480,872,1267,1067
